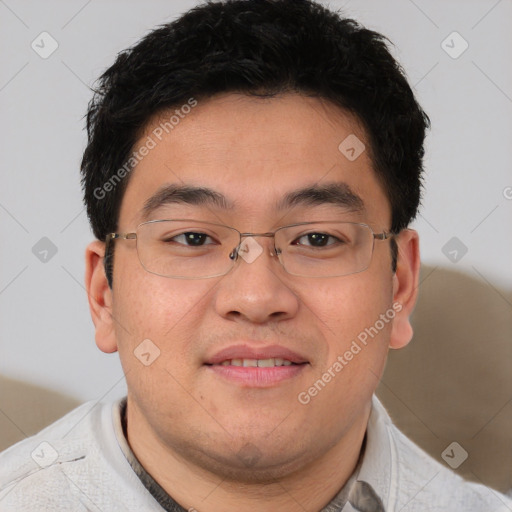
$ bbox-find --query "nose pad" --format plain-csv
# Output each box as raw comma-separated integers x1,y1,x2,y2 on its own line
229,240,280,263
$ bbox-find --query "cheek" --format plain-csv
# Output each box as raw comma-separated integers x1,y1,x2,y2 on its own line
111,260,213,374
111,273,217,417
301,267,394,400
306,272,393,338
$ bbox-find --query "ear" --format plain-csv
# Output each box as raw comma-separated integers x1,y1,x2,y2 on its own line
389,229,420,350
85,240,118,354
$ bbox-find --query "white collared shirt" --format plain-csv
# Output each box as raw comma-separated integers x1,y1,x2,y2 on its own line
0,396,510,511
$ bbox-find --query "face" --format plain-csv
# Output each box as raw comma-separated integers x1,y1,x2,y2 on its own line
86,93,419,483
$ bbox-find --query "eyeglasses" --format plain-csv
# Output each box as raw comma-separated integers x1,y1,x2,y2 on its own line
106,219,394,279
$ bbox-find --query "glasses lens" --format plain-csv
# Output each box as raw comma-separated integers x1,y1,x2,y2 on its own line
276,222,374,277
136,220,239,278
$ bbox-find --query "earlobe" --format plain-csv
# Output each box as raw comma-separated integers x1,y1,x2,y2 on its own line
389,229,420,350
85,241,118,354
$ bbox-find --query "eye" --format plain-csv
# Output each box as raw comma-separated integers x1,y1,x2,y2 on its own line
293,232,341,248
168,232,215,246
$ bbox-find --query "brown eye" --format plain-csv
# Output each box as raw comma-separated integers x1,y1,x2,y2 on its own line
167,232,214,246
294,233,340,247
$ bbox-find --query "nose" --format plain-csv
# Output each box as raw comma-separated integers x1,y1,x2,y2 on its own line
213,236,300,324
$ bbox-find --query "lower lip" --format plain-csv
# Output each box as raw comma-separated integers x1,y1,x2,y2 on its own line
206,364,307,387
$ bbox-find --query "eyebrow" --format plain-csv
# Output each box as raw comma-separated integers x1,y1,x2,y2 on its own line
141,182,364,220
141,184,234,220
276,183,364,213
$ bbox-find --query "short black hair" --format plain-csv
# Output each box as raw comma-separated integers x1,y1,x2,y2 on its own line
81,0,429,284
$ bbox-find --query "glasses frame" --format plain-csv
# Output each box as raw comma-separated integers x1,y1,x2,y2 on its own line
105,219,395,279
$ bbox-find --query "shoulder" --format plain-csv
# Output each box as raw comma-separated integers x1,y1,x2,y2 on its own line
373,398,512,511
0,400,104,482
0,399,144,511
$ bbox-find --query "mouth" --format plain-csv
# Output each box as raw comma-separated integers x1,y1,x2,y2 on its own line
212,357,299,367
204,345,310,387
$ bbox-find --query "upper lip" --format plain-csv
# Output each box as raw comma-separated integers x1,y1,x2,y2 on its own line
205,344,309,365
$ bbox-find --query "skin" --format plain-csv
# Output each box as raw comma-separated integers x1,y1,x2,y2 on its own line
85,93,420,512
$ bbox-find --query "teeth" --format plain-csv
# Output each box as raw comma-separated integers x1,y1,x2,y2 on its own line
217,358,296,367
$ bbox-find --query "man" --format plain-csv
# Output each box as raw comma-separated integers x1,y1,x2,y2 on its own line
1,0,510,510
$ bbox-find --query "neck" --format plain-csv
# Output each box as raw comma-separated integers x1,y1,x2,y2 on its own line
124,398,371,512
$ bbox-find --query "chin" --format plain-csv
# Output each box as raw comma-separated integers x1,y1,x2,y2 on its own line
174,433,314,484
196,449,309,484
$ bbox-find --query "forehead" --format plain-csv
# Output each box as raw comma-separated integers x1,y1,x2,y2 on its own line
118,93,390,229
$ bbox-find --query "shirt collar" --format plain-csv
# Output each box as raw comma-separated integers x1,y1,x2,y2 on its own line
113,396,388,511
352,395,395,510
